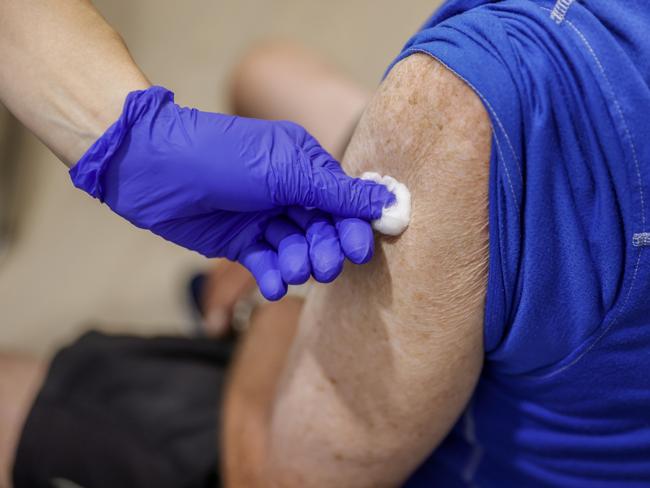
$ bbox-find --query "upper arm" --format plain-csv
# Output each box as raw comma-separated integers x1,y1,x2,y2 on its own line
268,54,491,487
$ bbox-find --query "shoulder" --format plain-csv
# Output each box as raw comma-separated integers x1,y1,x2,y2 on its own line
343,52,491,319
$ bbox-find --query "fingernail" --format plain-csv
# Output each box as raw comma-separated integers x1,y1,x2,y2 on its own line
260,269,287,301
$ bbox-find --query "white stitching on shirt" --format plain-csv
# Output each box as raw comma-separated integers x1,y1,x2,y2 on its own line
550,0,576,24
403,49,522,184
406,49,521,215
476,89,524,184
561,17,647,233
633,232,650,247
538,249,643,379
524,9,645,379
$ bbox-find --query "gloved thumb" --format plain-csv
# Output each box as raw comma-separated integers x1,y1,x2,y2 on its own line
271,122,396,220
308,162,396,220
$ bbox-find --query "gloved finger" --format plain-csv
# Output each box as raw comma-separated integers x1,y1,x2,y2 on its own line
333,216,375,265
264,217,311,285
238,243,287,301
289,207,374,266
287,207,344,283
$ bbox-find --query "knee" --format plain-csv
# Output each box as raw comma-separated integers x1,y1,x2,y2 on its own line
229,40,306,114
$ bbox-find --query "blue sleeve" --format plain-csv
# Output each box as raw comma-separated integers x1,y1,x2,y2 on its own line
387,0,645,375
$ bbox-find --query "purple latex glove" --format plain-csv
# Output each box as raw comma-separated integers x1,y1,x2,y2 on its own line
70,86,394,300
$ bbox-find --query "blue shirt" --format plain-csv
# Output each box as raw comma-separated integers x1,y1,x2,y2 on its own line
388,1,650,486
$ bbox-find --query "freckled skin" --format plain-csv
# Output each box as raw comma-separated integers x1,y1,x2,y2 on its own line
264,55,491,487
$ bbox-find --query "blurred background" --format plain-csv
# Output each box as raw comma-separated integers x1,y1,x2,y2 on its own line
0,0,437,356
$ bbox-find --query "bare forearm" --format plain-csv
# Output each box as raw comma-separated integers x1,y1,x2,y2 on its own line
0,0,150,165
222,298,302,487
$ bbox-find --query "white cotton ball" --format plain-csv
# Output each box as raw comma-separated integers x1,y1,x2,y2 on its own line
361,172,411,236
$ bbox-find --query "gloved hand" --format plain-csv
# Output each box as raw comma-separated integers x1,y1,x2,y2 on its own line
70,86,394,300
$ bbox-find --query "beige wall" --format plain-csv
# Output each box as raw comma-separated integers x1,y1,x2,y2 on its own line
0,0,440,356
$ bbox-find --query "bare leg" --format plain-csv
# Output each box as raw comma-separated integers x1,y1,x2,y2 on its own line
230,41,369,160
0,354,45,488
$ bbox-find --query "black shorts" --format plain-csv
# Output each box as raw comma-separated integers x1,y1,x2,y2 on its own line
12,331,236,488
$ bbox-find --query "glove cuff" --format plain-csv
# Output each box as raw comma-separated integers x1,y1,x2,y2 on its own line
69,86,174,201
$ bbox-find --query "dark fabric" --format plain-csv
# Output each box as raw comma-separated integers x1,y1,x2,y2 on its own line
13,331,235,488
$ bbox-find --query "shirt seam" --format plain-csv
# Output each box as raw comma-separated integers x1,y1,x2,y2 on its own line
517,6,646,380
